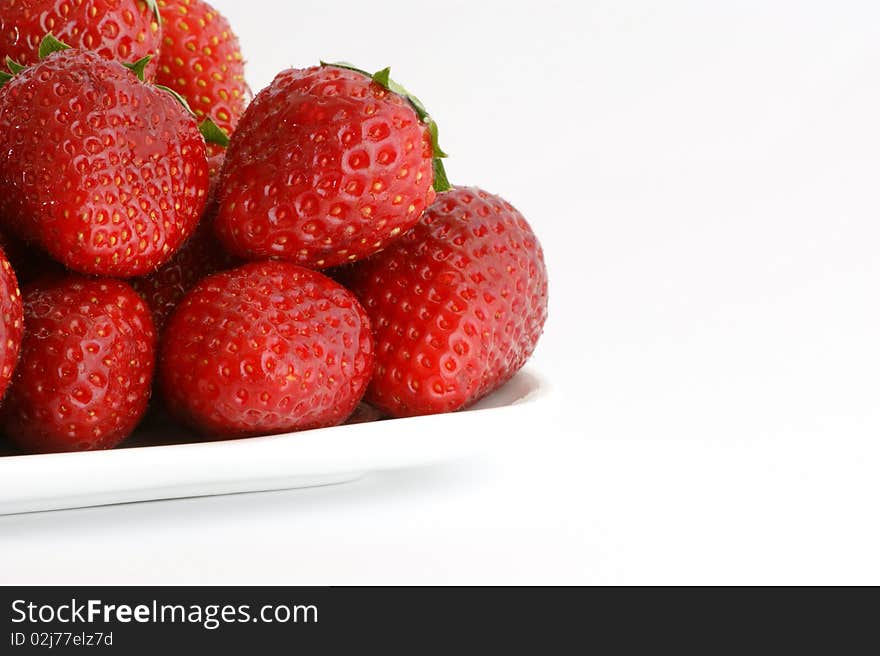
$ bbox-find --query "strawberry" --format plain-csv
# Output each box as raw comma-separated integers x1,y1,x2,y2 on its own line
156,0,248,154
214,63,448,270
131,215,236,332
159,261,374,439
0,244,23,402
0,0,162,79
0,43,210,277
1,276,156,454
347,187,549,418
131,151,236,332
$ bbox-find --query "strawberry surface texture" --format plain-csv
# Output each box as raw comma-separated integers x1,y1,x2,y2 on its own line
131,216,236,332
0,0,162,78
160,261,375,438
0,245,23,402
0,9,550,454
348,187,549,418
156,0,248,154
214,64,437,269
1,276,156,454
0,48,209,277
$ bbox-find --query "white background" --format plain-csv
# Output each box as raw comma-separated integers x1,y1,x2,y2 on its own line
2,0,880,584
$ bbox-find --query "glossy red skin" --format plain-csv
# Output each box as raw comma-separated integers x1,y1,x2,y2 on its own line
131,153,237,331
131,217,237,332
160,261,374,439
0,49,209,277
348,187,549,418
0,0,161,79
1,276,156,454
215,65,436,270
156,0,248,157
0,245,23,402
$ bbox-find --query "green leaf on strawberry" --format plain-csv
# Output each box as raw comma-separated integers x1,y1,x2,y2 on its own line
5,57,24,75
123,56,153,82
144,0,162,25
37,34,71,60
198,117,231,148
0,34,79,87
156,84,195,113
156,83,230,147
320,61,451,192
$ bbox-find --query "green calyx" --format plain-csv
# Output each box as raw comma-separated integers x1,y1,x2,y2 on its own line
5,57,24,75
155,84,191,110
320,61,452,193
0,30,228,149
155,84,230,148
123,56,152,82
0,56,23,85
143,0,162,25
198,116,231,148
38,33,71,59
0,34,70,87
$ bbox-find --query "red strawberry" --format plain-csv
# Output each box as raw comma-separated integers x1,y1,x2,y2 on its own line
0,244,23,401
160,261,374,439
156,0,248,154
0,0,162,79
214,64,446,270
131,151,236,332
0,45,210,277
1,276,156,454
131,216,236,332
347,187,549,418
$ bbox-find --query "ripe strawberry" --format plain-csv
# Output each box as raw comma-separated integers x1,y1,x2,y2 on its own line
156,0,248,154
160,261,374,439
1,276,156,454
131,148,236,332
131,216,236,332
347,187,549,418
0,244,23,402
131,151,236,332
0,45,210,277
0,0,162,79
214,63,447,270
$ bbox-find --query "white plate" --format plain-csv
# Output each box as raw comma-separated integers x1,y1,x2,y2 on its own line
0,369,548,515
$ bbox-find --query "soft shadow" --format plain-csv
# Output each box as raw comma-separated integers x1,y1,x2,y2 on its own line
0,459,492,538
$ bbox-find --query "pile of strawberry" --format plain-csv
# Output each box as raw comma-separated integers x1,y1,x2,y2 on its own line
0,0,548,455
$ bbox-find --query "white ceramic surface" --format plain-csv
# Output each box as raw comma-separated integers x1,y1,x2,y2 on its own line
0,369,547,515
